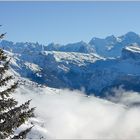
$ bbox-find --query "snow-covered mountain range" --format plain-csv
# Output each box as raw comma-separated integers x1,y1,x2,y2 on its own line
1,32,140,96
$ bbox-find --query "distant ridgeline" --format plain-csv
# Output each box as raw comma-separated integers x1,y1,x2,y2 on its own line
1,31,140,96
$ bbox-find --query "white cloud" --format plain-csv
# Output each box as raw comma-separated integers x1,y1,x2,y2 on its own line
13,85,140,139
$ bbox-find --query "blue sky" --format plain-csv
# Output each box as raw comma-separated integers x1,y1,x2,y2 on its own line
0,1,140,45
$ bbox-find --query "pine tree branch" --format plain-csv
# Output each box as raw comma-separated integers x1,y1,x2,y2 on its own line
0,49,7,62
0,131,8,139
0,75,13,86
0,107,35,134
0,99,32,121
0,61,9,75
0,98,17,112
0,82,18,99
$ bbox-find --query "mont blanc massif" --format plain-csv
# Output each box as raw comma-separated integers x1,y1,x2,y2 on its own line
2,31,140,96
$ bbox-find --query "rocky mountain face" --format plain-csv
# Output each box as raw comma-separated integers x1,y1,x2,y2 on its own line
1,32,140,96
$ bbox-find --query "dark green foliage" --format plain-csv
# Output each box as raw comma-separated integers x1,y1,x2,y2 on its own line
0,75,13,86
0,32,34,139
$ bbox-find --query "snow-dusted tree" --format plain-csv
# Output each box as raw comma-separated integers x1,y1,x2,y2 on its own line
0,32,35,139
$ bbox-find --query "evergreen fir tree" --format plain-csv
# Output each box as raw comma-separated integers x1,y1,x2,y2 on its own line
0,31,35,139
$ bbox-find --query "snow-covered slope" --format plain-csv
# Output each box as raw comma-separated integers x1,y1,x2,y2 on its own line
44,51,103,66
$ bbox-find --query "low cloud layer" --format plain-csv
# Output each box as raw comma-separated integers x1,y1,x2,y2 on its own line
13,85,140,139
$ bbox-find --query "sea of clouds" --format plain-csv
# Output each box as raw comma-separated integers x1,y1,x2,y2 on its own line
13,85,140,139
